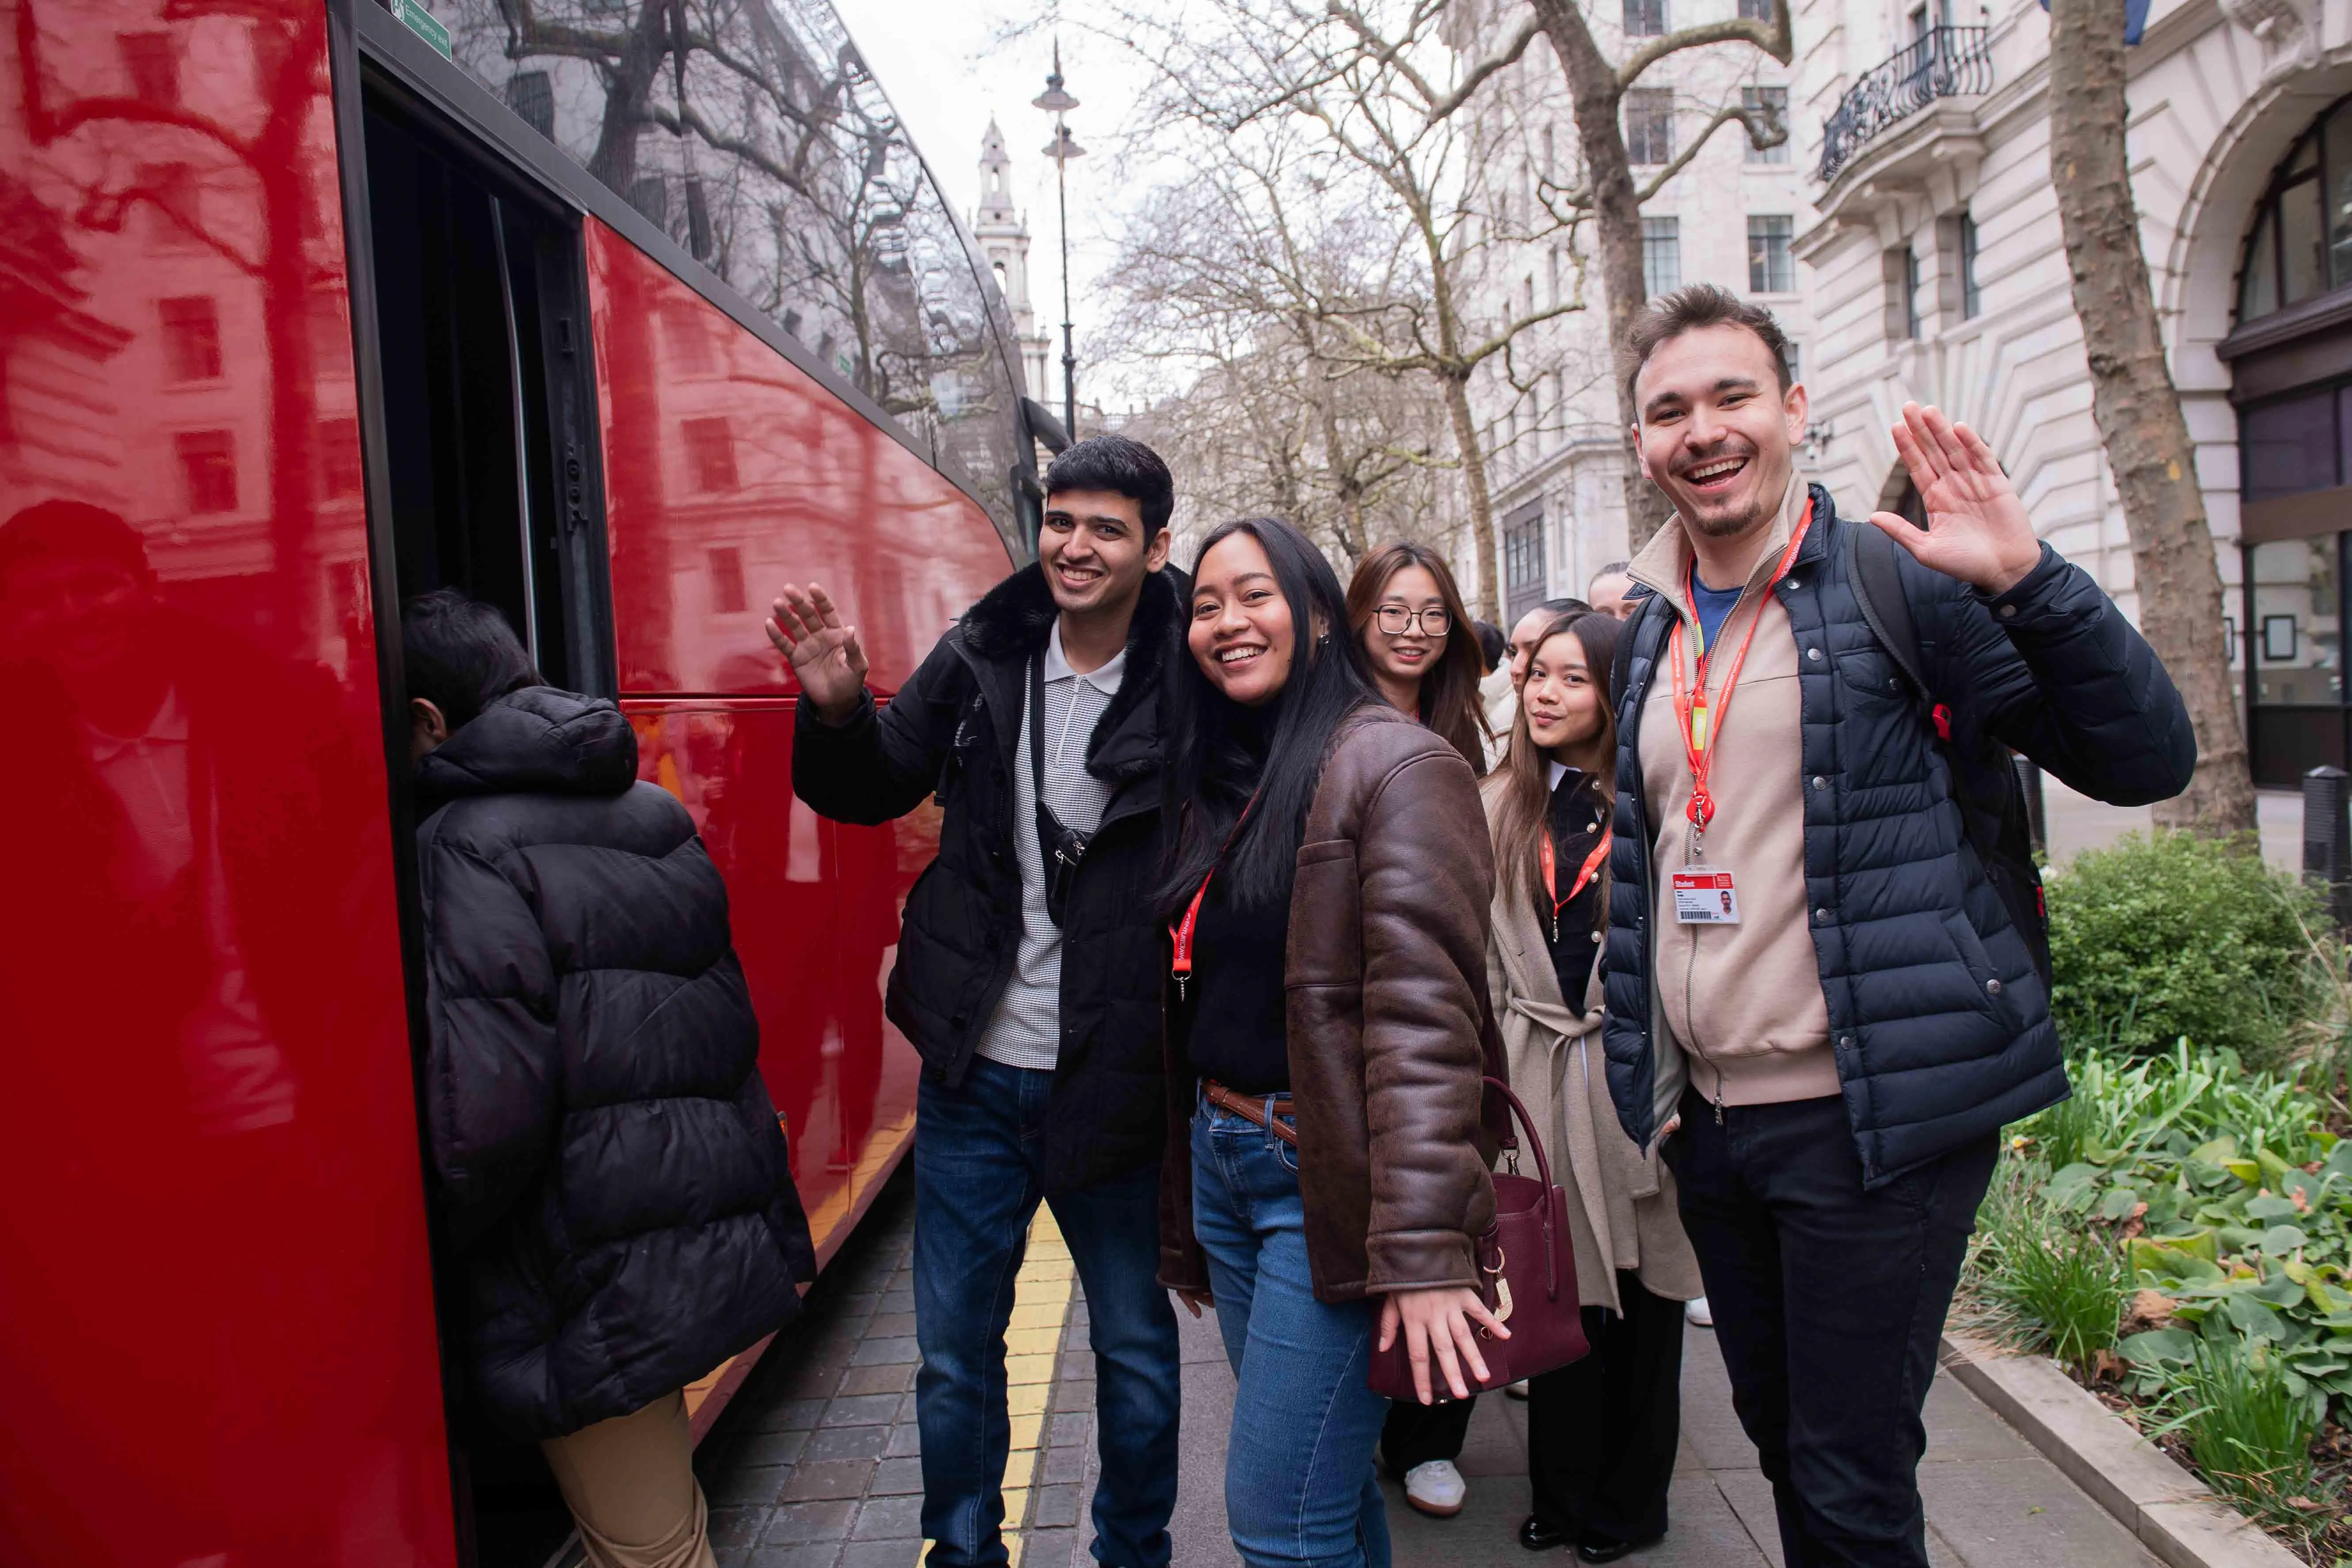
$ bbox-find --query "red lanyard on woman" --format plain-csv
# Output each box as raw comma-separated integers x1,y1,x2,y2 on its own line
1168,797,1258,1002
1539,827,1612,943
1668,499,1812,859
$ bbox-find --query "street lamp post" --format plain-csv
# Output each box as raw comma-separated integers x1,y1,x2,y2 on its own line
1033,42,1082,440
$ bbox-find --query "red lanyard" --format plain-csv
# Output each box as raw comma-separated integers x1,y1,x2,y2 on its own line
1539,826,1612,943
1668,499,1812,841
1169,798,1257,1002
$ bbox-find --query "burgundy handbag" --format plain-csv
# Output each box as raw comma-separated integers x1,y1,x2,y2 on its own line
1366,1076,1589,1402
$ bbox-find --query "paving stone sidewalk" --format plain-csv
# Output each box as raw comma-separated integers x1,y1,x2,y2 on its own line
699,1162,2166,1568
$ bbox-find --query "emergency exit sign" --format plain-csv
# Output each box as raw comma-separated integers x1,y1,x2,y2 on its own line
390,0,451,58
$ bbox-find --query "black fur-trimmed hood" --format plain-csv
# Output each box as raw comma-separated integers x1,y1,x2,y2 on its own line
952,563,1180,783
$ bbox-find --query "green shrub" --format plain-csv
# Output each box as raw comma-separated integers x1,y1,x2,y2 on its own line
2044,831,2320,1066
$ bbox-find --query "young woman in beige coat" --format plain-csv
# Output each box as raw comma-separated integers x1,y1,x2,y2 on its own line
1486,609,1703,1562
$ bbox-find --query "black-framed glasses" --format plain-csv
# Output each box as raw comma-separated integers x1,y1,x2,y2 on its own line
1375,605,1450,636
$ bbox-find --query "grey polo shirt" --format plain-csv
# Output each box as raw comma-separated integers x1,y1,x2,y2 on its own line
974,622,1123,1071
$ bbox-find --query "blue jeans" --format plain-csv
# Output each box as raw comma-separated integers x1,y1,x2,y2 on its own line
1190,1096,1392,1568
913,1057,1181,1568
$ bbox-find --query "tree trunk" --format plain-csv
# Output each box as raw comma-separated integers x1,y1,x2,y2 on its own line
1441,374,1501,623
1533,0,1674,552
2047,0,2254,833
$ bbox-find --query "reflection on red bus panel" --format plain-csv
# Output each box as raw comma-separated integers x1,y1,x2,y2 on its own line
0,2,456,1563
587,224,1010,1260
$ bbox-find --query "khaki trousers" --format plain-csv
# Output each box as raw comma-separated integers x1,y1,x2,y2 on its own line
539,1390,717,1568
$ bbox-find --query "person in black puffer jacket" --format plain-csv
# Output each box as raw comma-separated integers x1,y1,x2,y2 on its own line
406,589,812,1568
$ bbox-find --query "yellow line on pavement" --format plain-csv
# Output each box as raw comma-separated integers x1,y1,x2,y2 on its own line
919,1205,1077,1568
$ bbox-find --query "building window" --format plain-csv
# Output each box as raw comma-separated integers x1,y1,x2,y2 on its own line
176,430,237,514
1624,0,1667,35
1748,216,1794,293
709,546,748,613
682,417,738,491
505,71,555,140
1906,247,1923,337
1738,0,1774,16
1959,213,1981,319
1743,87,1789,164
2238,93,2352,323
316,417,363,500
663,304,717,375
140,162,200,251
1624,90,1675,167
1643,217,1681,298
118,32,178,106
1503,503,1547,623
1785,340,1801,385
158,296,222,382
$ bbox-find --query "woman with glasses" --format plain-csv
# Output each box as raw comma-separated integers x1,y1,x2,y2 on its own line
1159,516,1507,1568
1344,544,1491,776
1342,542,1494,1518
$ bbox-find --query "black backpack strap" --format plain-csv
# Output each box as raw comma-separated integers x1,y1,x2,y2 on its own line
1846,519,1927,696
1846,517,2051,984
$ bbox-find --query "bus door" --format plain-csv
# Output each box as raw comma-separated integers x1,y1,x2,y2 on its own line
348,77,613,1568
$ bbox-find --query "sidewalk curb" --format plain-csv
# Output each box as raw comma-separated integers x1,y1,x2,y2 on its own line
1937,1330,2302,1568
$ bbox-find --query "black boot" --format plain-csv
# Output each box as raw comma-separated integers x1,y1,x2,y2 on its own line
1518,1515,1569,1552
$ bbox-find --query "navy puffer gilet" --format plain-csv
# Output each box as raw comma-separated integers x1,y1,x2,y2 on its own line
1602,487,2196,1187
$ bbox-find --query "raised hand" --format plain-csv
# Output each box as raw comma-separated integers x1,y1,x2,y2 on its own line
1868,402,2044,595
765,583,869,723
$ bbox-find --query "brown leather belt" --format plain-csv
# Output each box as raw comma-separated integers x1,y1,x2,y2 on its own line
1203,1079,1296,1146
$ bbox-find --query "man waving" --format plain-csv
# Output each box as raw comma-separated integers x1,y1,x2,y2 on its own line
768,436,1183,1568
1600,285,2194,1568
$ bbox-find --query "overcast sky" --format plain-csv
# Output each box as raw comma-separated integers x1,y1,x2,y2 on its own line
841,3,1158,409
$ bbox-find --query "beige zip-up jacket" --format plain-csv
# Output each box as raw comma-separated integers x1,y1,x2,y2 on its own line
1626,476,1838,1109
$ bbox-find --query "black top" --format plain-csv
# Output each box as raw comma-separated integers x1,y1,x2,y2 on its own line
1184,883,1291,1093
1538,768,1607,1008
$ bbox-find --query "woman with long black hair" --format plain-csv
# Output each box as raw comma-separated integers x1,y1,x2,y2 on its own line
1487,609,1699,1561
1156,517,1507,1568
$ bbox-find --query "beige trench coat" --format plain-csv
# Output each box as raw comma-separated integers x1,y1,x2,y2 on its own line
1485,792,1702,1315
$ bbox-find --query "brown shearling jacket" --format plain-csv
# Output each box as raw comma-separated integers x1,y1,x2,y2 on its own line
1159,704,1504,1303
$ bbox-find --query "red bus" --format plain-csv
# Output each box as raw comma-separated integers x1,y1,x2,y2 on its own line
0,1,1049,1560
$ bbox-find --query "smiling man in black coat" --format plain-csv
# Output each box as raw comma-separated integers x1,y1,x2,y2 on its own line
767,436,1184,1568
406,589,813,1568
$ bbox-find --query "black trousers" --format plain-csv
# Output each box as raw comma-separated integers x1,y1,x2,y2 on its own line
1378,1388,1475,1474
1526,1271,1686,1546
1663,1088,1996,1568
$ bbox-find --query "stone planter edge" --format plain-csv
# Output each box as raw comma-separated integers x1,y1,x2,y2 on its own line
1937,1330,2305,1568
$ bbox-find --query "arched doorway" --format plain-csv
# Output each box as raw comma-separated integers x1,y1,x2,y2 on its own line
2223,93,2352,785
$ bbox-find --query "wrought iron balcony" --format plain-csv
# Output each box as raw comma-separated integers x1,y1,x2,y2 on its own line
1817,27,1994,183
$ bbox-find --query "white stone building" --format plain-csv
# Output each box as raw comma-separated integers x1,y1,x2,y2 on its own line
1458,0,2352,788
1790,0,2352,786
1450,0,1821,624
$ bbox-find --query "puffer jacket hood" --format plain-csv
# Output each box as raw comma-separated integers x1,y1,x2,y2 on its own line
414,686,636,809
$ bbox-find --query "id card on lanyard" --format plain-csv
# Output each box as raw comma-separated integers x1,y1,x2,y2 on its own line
1668,500,1812,924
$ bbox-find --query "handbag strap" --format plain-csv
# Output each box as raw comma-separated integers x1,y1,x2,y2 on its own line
1480,1074,1564,1301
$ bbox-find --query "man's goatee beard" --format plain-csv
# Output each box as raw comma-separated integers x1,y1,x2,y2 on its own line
1687,497,1774,538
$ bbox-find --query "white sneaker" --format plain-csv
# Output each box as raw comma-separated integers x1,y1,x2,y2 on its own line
1686,1294,1714,1328
1504,1378,1531,1400
1403,1458,1467,1518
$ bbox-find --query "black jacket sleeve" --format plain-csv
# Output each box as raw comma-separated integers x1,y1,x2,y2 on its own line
1921,542,2198,807
416,808,560,1250
790,633,974,826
